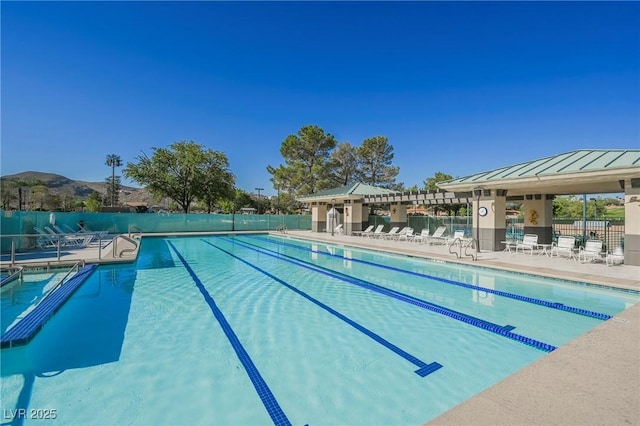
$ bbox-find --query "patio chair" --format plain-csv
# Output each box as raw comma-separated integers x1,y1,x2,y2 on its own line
427,226,448,245
412,229,431,244
446,230,467,246
333,224,343,234
397,228,414,241
34,227,60,248
390,226,412,240
353,225,374,237
365,224,385,238
605,247,624,267
379,226,400,239
578,239,604,263
77,222,109,238
516,234,538,255
44,226,91,247
551,236,576,259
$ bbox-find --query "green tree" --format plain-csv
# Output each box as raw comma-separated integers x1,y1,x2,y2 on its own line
2,178,45,210
553,196,574,218
267,125,337,196
219,189,254,214
106,154,123,207
423,171,454,215
0,180,16,210
85,191,103,212
274,192,300,214
124,141,234,213
30,185,49,210
424,171,453,191
105,176,122,207
356,136,400,188
330,142,359,186
200,151,235,214
588,197,607,220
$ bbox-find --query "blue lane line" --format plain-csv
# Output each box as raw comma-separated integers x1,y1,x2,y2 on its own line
1,265,98,348
245,235,611,321
167,242,292,426
202,239,443,378
217,237,556,353
229,237,510,330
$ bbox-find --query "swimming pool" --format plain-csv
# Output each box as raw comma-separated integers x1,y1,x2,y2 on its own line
1,269,69,335
1,234,638,425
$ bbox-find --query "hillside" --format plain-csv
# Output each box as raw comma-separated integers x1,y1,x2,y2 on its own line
0,171,154,204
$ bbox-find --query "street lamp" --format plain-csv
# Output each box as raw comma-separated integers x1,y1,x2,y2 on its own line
255,187,264,214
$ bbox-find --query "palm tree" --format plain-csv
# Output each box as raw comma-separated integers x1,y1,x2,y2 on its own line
105,154,123,207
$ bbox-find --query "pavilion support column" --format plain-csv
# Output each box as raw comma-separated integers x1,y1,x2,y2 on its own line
311,202,327,233
343,200,364,236
522,194,554,244
473,189,506,251
362,204,370,231
623,179,640,266
389,203,407,229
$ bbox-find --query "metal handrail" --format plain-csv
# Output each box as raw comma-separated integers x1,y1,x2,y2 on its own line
1,266,24,288
39,260,84,304
128,225,143,239
448,237,477,261
113,235,139,258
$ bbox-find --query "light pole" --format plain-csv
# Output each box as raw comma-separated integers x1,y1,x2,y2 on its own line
255,187,264,214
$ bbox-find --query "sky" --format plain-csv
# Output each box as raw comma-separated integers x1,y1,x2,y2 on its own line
1,1,638,196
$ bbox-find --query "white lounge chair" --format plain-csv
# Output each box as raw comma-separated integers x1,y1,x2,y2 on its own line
427,226,448,245
516,234,538,255
379,226,400,239
606,247,624,266
77,222,109,238
34,227,59,248
446,230,467,246
412,229,431,244
44,226,92,247
365,224,385,238
551,236,576,259
353,225,374,237
333,224,343,234
397,228,414,242
579,239,604,263
390,226,412,240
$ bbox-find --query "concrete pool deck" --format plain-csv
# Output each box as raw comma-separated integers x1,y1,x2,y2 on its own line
2,230,639,425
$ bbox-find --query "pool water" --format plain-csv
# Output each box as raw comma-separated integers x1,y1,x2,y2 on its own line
1,235,638,425
1,269,69,334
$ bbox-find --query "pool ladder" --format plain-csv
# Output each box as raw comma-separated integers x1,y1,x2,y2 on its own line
448,237,478,261
112,227,142,258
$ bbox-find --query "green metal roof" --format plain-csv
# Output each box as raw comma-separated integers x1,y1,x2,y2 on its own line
440,149,640,186
297,182,397,200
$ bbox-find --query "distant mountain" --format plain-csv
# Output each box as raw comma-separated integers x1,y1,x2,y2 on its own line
0,171,154,204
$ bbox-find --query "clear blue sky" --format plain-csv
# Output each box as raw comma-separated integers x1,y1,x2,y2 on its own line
2,1,638,195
